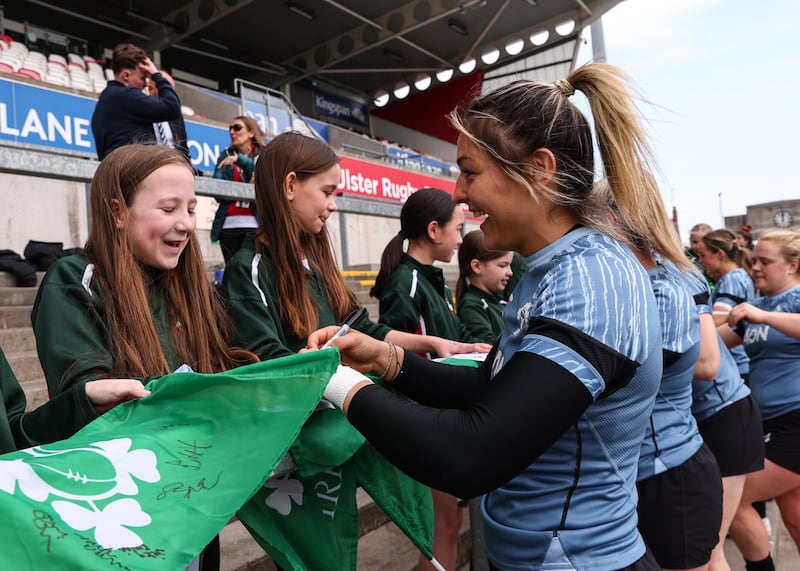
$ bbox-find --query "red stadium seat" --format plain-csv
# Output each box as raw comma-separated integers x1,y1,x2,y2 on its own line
16,67,42,81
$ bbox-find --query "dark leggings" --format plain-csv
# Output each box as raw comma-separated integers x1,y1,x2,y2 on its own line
199,535,220,570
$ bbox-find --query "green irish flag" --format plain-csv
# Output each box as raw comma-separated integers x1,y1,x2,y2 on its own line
0,350,336,570
238,407,435,570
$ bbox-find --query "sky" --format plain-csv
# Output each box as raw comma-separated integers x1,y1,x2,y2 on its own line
575,0,800,243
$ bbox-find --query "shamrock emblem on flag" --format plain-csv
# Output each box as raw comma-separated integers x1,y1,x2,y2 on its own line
0,438,160,548
263,474,304,516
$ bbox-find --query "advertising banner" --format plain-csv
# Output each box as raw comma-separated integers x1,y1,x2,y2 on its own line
0,78,227,172
338,155,453,202
313,89,368,128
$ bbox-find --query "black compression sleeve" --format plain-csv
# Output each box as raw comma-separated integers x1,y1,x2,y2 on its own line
392,350,485,408
347,350,593,498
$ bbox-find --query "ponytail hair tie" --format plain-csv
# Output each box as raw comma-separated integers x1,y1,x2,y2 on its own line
397,230,407,239
553,78,575,97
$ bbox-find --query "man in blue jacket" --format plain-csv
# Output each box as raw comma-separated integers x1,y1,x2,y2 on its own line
91,43,182,159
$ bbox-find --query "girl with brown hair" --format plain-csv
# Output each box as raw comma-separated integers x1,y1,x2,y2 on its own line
221,131,488,361
32,144,257,571
456,229,514,344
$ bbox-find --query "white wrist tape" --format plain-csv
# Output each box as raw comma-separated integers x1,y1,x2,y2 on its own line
324,365,372,409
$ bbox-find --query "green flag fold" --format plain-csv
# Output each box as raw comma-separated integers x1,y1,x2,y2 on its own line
238,376,434,571
0,350,336,570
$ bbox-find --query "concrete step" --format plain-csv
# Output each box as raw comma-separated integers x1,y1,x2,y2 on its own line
0,286,38,306
220,488,387,571
0,271,45,288
220,519,272,571
0,305,33,329
357,505,472,571
220,490,472,571
724,499,799,570
6,350,45,383
0,326,36,353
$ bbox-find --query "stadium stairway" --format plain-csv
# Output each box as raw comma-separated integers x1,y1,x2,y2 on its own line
0,269,473,571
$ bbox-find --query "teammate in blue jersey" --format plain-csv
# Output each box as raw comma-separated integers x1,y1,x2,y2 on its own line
696,228,756,379
685,273,764,571
634,260,723,571
308,63,667,570
594,177,724,571
721,229,800,571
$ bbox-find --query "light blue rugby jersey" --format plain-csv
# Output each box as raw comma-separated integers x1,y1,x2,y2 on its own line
712,268,755,375
482,227,662,571
684,272,751,421
744,284,800,420
637,260,704,481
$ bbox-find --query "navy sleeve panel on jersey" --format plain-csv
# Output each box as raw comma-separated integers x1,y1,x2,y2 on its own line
393,351,485,409
347,350,593,499
526,316,639,398
693,291,710,305
715,293,747,305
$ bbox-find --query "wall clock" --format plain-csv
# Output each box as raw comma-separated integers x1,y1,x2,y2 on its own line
773,210,794,228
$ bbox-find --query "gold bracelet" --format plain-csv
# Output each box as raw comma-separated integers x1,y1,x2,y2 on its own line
390,346,402,380
380,341,396,380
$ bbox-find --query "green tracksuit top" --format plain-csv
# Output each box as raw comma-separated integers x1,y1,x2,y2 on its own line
377,254,473,358
0,347,98,454
222,236,391,360
456,284,506,345
31,255,183,404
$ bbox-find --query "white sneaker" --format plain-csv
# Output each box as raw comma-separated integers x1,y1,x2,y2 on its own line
762,516,772,539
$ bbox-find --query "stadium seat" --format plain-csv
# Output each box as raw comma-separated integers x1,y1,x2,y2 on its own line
0,54,22,72
86,61,103,76
44,74,70,87
47,53,68,70
6,41,28,62
69,67,92,91
0,61,16,74
44,62,71,87
26,49,46,62
22,51,47,76
69,66,90,81
67,53,86,70
16,67,42,81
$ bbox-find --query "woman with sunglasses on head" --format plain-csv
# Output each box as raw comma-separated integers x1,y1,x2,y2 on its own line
211,115,266,263
719,229,800,571
308,64,670,570
221,131,490,363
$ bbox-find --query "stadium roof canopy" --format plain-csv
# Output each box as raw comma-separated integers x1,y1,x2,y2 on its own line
3,0,621,102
